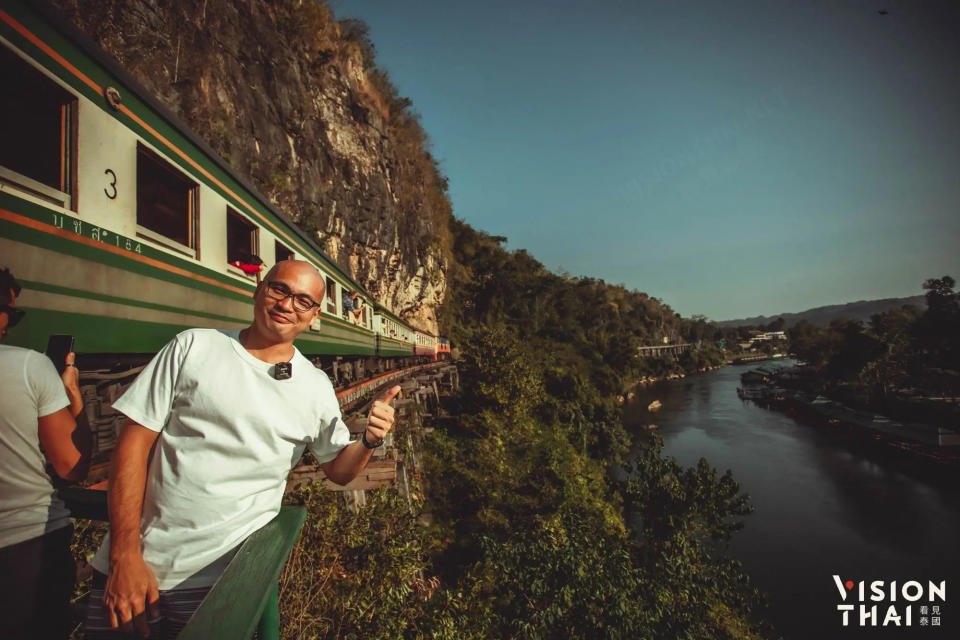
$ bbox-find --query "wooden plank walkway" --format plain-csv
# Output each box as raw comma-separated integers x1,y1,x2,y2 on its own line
286,457,398,493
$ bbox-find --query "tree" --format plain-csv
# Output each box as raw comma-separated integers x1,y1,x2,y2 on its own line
914,276,960,374
862,306,921,399
825,319,883,382
625,436,766,639
787,321,831,369
923,275,958,313
765,317,786,332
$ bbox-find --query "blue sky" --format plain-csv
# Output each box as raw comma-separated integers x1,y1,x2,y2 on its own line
338,0,960,320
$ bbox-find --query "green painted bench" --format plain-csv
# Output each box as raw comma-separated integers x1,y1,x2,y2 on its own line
60,488,305,640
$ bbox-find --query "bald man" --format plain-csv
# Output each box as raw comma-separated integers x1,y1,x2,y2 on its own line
85,261,399,638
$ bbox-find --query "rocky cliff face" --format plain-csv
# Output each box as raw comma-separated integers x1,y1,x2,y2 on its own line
51,0,450,333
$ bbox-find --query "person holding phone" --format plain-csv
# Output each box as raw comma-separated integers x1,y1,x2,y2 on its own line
0,267,91,640
85,260,400,638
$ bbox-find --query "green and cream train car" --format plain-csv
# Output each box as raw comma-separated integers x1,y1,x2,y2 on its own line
373,303,415,358
0,0,431,384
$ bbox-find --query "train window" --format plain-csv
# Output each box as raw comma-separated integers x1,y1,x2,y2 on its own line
325,277,337,314
226,208,258,270
137,145,198,255
0,44,76,209
275,241,294,263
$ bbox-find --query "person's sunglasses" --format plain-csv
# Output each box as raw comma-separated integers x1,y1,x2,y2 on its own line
0,305,25,327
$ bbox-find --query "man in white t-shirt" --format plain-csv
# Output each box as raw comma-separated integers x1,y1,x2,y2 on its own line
0,267,90,640
87,260,400,638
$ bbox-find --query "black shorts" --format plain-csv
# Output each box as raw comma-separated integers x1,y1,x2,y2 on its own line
0,525,76,640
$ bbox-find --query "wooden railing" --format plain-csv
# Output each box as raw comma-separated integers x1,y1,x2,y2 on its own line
60,488,305,640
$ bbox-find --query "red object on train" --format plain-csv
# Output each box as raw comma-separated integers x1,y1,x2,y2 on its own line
230,250,265,274
231,260,264,275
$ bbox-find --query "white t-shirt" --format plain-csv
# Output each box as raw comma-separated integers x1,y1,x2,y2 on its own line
91,329,350,589
0,345,71,548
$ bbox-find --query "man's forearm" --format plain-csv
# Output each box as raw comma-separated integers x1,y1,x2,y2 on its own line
322,386,399,485
108,422,158,561
322,439,374,485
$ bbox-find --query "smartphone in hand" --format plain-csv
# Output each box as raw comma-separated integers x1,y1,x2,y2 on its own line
45,334,75,375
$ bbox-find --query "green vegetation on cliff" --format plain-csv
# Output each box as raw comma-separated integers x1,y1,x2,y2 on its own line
423,221,770,638
441,220,728,383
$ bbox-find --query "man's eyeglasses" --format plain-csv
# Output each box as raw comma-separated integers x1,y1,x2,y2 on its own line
262,281,321,313
0,305,25,328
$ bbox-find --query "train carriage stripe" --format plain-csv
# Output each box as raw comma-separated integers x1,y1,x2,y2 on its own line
1,206,376,338
20,279,248,325
0,207,251,296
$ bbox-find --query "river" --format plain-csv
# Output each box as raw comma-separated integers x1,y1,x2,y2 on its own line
624,362,960,638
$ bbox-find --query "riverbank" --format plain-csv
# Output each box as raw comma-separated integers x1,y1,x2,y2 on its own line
738,367,960,473
620,348,787,401
621,364,726,402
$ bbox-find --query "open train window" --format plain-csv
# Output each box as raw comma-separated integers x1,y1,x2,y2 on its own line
325,277,337,314
0,44,76,209
275,241,294,263
137,145,199,255
226,208,258,271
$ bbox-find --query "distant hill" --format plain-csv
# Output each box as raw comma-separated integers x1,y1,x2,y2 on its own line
716,295,926,328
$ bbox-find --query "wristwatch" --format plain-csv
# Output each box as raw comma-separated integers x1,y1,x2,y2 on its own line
361,430,384,449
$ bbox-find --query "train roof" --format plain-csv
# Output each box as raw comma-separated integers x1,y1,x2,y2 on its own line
25,0,370,298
